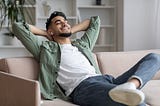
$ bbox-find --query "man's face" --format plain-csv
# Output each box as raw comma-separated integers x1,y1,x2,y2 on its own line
49,16,71,37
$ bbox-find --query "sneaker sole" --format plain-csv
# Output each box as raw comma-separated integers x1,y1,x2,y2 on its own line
109,89,144,106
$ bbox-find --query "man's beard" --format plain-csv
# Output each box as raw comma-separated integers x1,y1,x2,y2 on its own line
59,32,72,38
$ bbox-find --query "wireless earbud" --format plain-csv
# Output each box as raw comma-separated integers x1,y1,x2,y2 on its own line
50,32,53,35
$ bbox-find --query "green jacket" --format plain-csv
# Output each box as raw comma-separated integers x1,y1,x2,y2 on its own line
12,16,101,100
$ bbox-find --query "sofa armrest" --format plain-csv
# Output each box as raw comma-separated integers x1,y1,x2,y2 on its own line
0,71,41,106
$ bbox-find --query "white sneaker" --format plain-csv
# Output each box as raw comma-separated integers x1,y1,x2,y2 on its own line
109,82,145,106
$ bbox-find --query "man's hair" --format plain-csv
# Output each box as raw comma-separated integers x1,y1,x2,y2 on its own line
46,11,67,30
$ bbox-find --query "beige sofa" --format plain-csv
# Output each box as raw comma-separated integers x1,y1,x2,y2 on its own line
0,50,160,106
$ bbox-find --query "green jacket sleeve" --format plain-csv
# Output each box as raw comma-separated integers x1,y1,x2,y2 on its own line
80,16,100,50
12,22,41,60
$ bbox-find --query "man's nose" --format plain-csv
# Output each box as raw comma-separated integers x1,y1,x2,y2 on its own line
62,21,67,26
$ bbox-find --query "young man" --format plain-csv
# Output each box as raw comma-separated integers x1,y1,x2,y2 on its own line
13,11,160,106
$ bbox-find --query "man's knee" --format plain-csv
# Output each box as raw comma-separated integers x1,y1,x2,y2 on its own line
147,53,160,63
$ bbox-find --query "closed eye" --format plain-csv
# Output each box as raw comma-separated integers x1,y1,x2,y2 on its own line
55,20,61,25
54,19,68,25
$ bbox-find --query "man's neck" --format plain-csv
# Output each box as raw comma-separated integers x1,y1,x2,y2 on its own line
54,37,71,44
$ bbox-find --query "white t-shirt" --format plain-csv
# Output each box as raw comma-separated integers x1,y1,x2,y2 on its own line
57,44,98,96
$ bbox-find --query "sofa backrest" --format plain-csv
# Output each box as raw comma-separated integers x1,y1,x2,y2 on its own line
0,54,98,80
0,57,39,80
1,50,160,80
96,50,160,80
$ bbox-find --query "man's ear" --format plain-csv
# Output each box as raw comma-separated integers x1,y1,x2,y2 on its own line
47,29,54,36
45,29,54,41
50,32,53,35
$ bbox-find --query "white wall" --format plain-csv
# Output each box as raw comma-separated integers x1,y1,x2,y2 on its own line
123,0,156,51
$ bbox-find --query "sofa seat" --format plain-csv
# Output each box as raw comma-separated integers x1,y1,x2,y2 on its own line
42,99,77,106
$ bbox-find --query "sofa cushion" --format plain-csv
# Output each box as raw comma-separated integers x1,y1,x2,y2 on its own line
42,99,78,106
142,80,160,106
0,57,39,80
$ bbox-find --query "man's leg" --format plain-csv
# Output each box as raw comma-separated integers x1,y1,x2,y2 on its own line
114,53,160,86
70,75,126,106
109,53,160,105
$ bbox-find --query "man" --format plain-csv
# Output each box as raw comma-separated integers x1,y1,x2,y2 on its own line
13,11,160,106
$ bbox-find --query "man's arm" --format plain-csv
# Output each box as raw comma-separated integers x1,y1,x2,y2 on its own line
12,22,42,60
28,25,53,40
29,25,47,36
79,16,100,50
71,19,90,34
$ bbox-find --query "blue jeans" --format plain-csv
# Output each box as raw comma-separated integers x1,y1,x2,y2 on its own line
70,53,160,106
